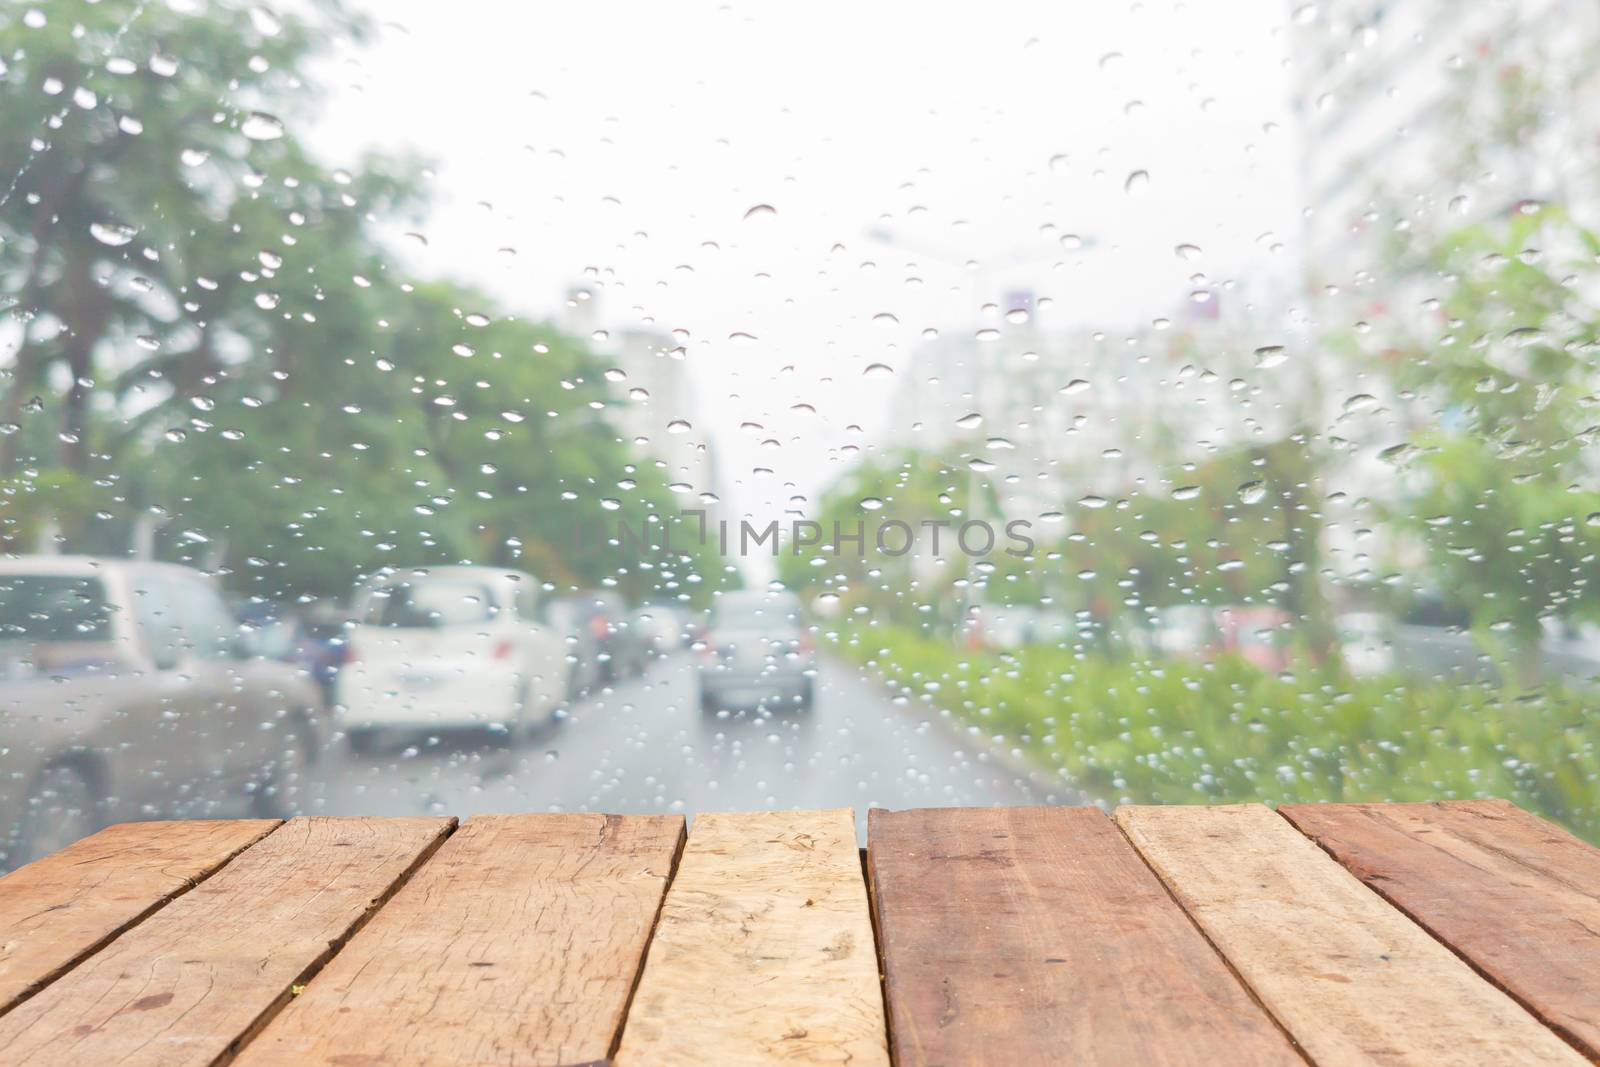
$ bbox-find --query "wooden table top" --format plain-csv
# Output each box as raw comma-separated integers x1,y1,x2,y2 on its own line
1,800,1597,1066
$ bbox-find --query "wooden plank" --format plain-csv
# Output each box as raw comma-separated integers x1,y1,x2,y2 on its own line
235,813,684,1067
868,806,1303,1066
613,808,889,1067
0,819,278,1017
1116,804,1586,1067
1280,799,1600,1060
0,815,452,1066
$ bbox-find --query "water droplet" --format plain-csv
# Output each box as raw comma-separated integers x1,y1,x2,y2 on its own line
1078,494,1108,509
254,292,280,310
1238,480,1267,504
956,412,983,429
90,222,137,247
1059,379,1091,396
863,363,894,379
666,419,692,434
859,497,884,511
249,5,282,35
1172,485,1202,501
1124,169,1150,194
1342,393,1378,414
181,147,209,167
743,204,776,220
240,111,285,141
1253,345,1287,369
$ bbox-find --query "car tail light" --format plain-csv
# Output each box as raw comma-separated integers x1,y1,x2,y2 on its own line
589,615,609,640
493,639,513,661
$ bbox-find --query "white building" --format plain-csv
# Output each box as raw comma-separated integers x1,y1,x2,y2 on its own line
562,286,722,508
885,282,1302,522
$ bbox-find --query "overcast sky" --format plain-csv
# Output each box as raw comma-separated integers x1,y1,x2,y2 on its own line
307,0,1303,532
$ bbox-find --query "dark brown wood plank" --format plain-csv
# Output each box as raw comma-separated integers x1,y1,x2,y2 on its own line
1119,803,1585,1067
1280,799,1600,1059
0,815,452,1066
868,805,1303,1067
236,813,684,1067
0,819,279,1017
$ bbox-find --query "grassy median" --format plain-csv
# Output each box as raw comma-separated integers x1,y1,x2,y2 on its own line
832,622,1600,840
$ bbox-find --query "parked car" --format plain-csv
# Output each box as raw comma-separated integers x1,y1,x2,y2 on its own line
1150,605,1218,659
960,604,1074,651
1537,616,1600,688
1335,611,1397,678
543,594,606,699
233,599,341,709
336,566,567,748
0,556,326,867
635,603,688,655
545,591,648,688
1392,596,1493,682
698,590,815,712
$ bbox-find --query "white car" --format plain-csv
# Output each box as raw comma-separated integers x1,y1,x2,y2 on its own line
337,566,567,746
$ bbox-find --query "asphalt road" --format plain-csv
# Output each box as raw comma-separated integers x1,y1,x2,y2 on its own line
301,651,1053,832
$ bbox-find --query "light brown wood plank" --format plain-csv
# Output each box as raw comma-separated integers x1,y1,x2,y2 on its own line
613,808,889,1067
1116,804,1585,1067
1280,799,1600,1060
869,806,1303,1066
0,815,452,1067
235,812,684,1067
0,819,279,1017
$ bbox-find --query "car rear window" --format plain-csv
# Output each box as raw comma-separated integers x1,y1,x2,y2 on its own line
0,575,113,643
361,580,495,628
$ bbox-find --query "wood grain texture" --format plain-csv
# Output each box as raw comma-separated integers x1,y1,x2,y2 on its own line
869,806,1303,1067
613,808,888,1067
0,819,278,1016
1280,799,1600,1060
0,816,452,1066
1117,804,1586,1067
235,813,684,1067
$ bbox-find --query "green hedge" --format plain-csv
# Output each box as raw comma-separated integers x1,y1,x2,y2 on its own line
833,623,1600,840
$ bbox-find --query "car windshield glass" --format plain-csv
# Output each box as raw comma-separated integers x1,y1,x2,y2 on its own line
362,581,494,628
0,576,113,643
9,0,1600,874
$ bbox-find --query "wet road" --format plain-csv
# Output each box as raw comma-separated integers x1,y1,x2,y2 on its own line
302,652,1052,831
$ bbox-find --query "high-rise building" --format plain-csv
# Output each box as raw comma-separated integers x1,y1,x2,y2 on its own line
1291,0,1600,300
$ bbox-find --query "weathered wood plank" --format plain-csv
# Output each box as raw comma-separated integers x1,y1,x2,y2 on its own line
235,813,684,1067
868,806,1303,1066
0,819,278,1017
1117,804,1585,1067
613,808,889,1067
1280,799,1600,1060
0,816,452,1066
